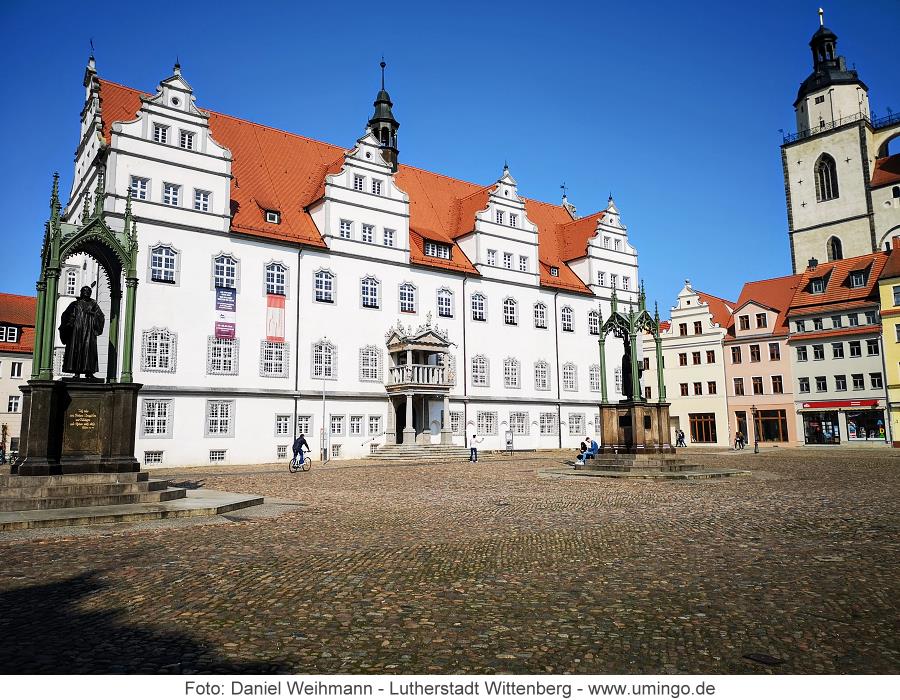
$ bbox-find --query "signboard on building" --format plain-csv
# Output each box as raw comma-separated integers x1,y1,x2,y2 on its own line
266,294,285,342
215,287,236,339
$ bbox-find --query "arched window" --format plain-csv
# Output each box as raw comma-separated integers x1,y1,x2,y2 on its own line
312,340,336,379
359,345,381,381
534,302,547,329
361,277,380,309
437,288,454,318
314,270,334,303
471,355,489,386
589,365,601,392
814,154,839,202
399,283,417,313
892,185,900,199
588,310,600,335
471,293,486,321
534,361,550,391
562,362,577,391
265,262,287,296
65,268,78,296
151,246,177,283
503,298,518,325
561,306,574,332
503,357,520,389
827,236,843,262
213,254,238,289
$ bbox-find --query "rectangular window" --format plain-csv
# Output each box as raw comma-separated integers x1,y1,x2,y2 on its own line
194,189,211,212
693,381,703,395
768,343,780,361
383,229,395,247
207,337,238,375
597,272,605,286
614,239,622,251
894,286,900,306
399,285,416,313
829,342,843,359
144,451,164,465
450,411,463,436
297,415,312,436
753,409,789,442
756,313,767,328
694,321,703,335
266,264,286,296
812,317,824,331
610,274,618,289
851,374,864,390
645,386,652,400
739,315,750,331
152,123,168,144
277,445,288,460
731,346,742,363
896,323,900,342
260,341,287,377
7,395,20,412
518,255,528,272
162,183,180,206
623,276,630,290
313,342,335,379
349,415,363,436
733,378,744,396
848,313,859,327
849,341,861,358
487,250,496,266
796,320,806,332
477,411,497,435
797,346,808,362
772,375,783,394
679,323,688,336
424,241,451,259
831,315,843,328
866,339,879,356
353,175,365,191
209,449,226,462
206,400,233,436
752,376,763,395
567,413,585,437
812,344,824,360
361,224,374,243
680,383,689,397
603,236,611,248
539,412,557,436
799,377,810,393
509,213,518,227
339,219,353,239
180,130,195,150
866,311,878,325
368,415,382,436
870,372,883,389
811,279,825,294
692,351,701,365
437,290,453,318
706,350,715,363
495,210,504,225
331,444,341,458
11,362,23,378
815,376,827,392
679,353,688,366
275,415,290,436
534,363,549,390
330,415,345,435
848,271,866,288
835,375,847,391
371,179,383,195
265,210,280,224
503,252,513,269
509,411,528,436
688,413,718,443
750,345,761,362
130,176,149,200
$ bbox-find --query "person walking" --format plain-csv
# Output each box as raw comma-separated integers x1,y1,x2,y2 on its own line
734,431,743,450
675,429,687,448
469,434,483,463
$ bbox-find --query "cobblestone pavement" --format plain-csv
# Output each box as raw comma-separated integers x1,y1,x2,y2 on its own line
0,448,897,674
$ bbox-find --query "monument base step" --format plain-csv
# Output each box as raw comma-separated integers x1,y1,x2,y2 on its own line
0,489,264,531
542,466,750,480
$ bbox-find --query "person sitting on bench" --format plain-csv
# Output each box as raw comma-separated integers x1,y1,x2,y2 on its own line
575,436,599,465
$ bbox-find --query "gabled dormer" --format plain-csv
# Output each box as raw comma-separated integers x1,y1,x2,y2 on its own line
308,129,410,264
455,165,540,284
579,196,639,301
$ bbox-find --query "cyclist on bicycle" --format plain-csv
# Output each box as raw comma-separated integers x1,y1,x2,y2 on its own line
292,433,310,464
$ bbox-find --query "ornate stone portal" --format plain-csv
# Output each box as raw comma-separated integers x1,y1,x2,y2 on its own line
14,174,142,476
596,287,674,454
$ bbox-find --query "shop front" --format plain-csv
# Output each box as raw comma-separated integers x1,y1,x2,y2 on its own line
799,400,888,445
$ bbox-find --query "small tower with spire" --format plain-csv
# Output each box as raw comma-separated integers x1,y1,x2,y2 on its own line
367,60,400,172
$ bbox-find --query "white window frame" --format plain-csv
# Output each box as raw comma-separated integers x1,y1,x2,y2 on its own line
275,414,291,436
64,267,78,295
205,399,235,438
476,411,498,436
212,253,239,290
503,298,518,326
471,355,489,387
130,175,149,201
471,293,487,322
361,276,380,309
141,328,177,373
353,174,365,192
297,415,313,436
330,414,345,436
371,179,383,196
399,282,417,314
487,250,497,266
589,364,601,392
383,228,395,247
194,189,211,212
588,310,600,335
339,219,353,239
534,303,547,329
568,413,586,436
509,411,528,436
152,123,169,144
259,340,289,378
503,357,520,389
561,306,574,332
503,252,513,269
179,129,196,150
534,361,550,391
141,398,173,438
207,337,239,375
518,255,528,272
361,223,375,243
162,182,180,206
368,415,382,436
539,412,557,436
265,261,288,296
437,288,454,318
509,213,518,227
349,415,363,436
562,362,577,391
149,244,179,285
424,241,451,259
312,340,337,380
313,269,335,304
359,345,382,382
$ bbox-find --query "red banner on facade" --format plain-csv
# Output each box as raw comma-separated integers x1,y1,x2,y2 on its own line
801,399,879,409
266,294,285,342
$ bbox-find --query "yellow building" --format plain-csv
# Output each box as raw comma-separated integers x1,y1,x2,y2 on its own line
878,236,900,447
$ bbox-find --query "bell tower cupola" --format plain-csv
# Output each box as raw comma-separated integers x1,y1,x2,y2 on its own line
367,60,400,172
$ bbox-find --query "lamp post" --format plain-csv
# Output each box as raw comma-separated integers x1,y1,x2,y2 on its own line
751,404,759,454
321,335,328,463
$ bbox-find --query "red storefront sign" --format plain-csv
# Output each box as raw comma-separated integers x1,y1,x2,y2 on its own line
801,399,879,409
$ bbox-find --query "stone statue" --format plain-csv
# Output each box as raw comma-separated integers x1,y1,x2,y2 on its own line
620,336,643,400
59,285,105,379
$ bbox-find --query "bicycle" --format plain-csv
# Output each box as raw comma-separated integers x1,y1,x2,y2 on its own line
288,452,311,473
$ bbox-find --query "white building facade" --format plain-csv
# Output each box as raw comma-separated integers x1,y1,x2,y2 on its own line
51,60,644,466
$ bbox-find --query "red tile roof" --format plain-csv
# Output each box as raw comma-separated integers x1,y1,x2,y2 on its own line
695,290,735,329
97,79,601,293
727,274,803,338
785,298,875,317
879,239,900,280
789,252,887,314
871,154,900,189
785,324,880,342
0,293,37,354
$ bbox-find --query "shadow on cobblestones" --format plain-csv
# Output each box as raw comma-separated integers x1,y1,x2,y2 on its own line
0,571,290,674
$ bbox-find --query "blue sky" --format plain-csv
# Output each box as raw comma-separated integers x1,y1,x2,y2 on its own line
1,0,897,311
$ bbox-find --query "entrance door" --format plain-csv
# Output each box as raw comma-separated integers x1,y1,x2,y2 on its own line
395,398,406,444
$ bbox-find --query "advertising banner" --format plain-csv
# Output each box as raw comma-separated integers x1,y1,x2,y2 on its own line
215,287,236,339
266,294,285,342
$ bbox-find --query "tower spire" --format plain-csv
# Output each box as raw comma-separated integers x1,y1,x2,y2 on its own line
818,7,824,26
380,57,385,90
367,59,400,172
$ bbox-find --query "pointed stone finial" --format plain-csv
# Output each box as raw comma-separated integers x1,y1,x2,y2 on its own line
174,57,181,76
49,172,61,222
685,278,691,288
130,219,139,252
654,301,660,321
639,281,646,311
124,188,133,231
81,191,91,224
380,57,386,90
818,7,824,26
610,287,618,313
93,169,105,218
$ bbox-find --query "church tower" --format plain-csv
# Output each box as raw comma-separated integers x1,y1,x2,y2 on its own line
367,61,399,172
781,10,900,272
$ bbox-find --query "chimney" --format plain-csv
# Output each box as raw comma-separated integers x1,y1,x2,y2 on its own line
892,235,900,251
808,257,818,269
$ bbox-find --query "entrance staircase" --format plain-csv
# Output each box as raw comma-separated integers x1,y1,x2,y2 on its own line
372,443,472,464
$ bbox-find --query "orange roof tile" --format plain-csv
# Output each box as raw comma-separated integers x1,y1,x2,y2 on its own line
727,274,803,338
871,154,900,189
695,290,735,328
785,324,880,342
0,293,37,327
789,252,887,313
785,299,875,317
97,79,597,293
879,239,900,280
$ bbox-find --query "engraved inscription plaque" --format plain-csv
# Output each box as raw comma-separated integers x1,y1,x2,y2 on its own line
63,398,102,454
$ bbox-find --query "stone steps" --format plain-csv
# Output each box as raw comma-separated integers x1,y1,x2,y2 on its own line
373,444,471,462
0,479,169,499
0,487,188,512
0,472,147,488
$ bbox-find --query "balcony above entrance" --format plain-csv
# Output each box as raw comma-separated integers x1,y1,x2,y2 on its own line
384,314,455,394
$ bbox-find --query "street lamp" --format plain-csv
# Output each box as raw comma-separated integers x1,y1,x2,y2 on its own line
321,335,328,463
751,404,759,454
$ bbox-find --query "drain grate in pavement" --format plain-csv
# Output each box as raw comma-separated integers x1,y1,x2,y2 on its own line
743,653,785,666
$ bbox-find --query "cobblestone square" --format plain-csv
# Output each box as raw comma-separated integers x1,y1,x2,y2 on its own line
0,448,897,674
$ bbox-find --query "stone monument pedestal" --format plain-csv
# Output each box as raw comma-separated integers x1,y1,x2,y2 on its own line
14,379,142,476
598,400,674,455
